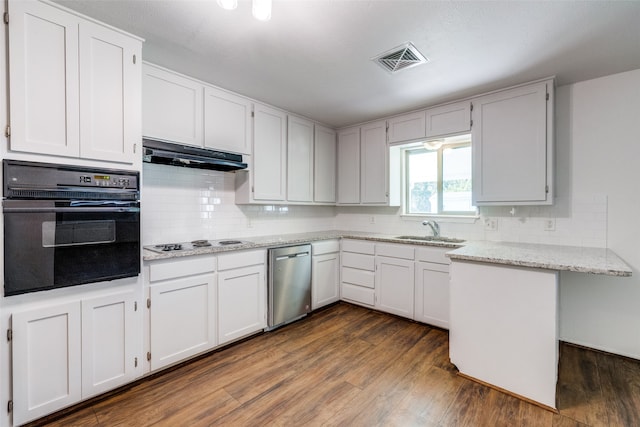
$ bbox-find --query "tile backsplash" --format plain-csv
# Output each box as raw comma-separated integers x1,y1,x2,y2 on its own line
143,163,607,248
142,163,336,245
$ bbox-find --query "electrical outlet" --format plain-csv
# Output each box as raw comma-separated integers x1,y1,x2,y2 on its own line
246,218,253,228
369,216,376,224
544,218,556,231
484,217,498,231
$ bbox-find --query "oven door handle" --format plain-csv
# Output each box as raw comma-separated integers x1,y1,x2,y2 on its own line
3,206,140,213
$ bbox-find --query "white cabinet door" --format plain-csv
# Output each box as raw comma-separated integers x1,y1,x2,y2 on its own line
8,0,80,157
472,81,551,205
142,63,204,147
12,302,82,426
204,87,252,154
253,103,287,201
81,291,138,398
337,126,360,204
414,262,450,329
312,252,340,309
314,125,336,203
425,101,471,138
287,116,314,202
375,256,414,319
387,111,426,143
149,274,216,371
218,265,266,345
360,120,388,204
79,21,140,163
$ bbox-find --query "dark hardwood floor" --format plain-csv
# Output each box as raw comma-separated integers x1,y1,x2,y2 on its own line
27,303,640,427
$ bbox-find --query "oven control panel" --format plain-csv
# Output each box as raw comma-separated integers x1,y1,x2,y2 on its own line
82,174,132,188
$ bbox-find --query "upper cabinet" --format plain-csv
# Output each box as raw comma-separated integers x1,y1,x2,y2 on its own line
314,125,337,203
252,103,287,201
204,87,252,155
142,64,204,147
337,121,395,206
287,115,314,202
8,0,142,164
387,111,426,144
425,101,471,138
142,63,252,155
472,80,553,205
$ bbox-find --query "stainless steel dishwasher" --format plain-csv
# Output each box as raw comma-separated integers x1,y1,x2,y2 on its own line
267,244,312,330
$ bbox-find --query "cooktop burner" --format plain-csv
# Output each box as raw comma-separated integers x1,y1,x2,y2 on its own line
145,239,252,253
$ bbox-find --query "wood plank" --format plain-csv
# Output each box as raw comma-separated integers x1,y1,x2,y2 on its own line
596,349,640,426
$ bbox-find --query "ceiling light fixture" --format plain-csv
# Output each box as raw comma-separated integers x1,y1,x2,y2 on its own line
216,0,237,10
423,140,443,150
252,0,272,21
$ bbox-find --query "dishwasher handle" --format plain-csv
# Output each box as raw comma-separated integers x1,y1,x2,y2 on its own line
275,251,310,261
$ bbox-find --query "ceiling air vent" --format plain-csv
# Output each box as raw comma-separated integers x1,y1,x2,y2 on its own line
372,42,428,73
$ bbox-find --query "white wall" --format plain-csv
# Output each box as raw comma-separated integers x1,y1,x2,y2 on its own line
558,69,640,358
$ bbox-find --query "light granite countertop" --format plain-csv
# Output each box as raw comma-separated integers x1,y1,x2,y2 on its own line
143,230,632,277
447,241,632,277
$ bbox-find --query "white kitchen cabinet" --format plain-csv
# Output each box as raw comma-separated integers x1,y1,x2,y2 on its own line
8,0,141,163
360,120,389,204
79,21,140,163
314,125,337,203
414,246,451,329
387,110,426,143
142,63,204,147
425,101,471,138
147,255,217,371
337,126,361,204
375,243,415,319
204,86,252,154
217,250,266,345
449,260,559,409
12,301,82,426
252,103,287,201
311,240,340,309
472,80,554,205
81,291,138,398
340,240,376,307
287,115,314,202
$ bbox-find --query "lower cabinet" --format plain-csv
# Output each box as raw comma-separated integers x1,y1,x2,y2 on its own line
217,250,266,345
376,256,415,318
147,255,217,371
11,289,138,426
311,240,340,310
414,247,451,329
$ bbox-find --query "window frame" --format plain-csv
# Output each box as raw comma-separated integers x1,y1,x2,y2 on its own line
403,139,475,217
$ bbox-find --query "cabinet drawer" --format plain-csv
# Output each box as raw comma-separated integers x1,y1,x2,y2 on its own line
342,252,375,271
218,249,265,271
342,239,375,255
148,255,216,282
342,267,375,289
312,240,340,255
376,243,415,260
416,247,451,265
341,283,375,306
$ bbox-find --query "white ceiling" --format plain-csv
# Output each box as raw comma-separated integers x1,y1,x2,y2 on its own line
53,0,640,128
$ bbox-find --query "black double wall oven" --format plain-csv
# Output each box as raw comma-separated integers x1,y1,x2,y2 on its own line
3,160,141,296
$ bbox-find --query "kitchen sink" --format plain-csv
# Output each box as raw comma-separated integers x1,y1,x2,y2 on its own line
395,235,465,244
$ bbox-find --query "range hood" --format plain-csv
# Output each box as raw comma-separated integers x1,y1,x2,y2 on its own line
142,139,247,172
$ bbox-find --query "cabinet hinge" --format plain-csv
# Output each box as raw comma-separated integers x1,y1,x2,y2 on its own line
134,357,138,368
251,186,254,193
545,185,549,194
546,92,549,101
6,329,12,342
385,122,389,132
5,125,10,137
7,400,12,414
146,298,151,309
133,143,137,154
146,352,151,361
470,102,473,112
470,119,473,128
3,13,8,25
133,54,137,65
251,111,255,118
134,301,138,311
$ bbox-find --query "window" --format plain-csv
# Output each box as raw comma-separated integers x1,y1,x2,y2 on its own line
404,134,475,216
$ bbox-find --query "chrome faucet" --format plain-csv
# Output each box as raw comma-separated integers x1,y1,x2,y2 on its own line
422,220,440,237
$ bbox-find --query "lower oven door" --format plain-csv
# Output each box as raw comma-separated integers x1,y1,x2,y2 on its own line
3,200,140,296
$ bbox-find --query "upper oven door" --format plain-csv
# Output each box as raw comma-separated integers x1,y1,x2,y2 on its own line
3,200,140,296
